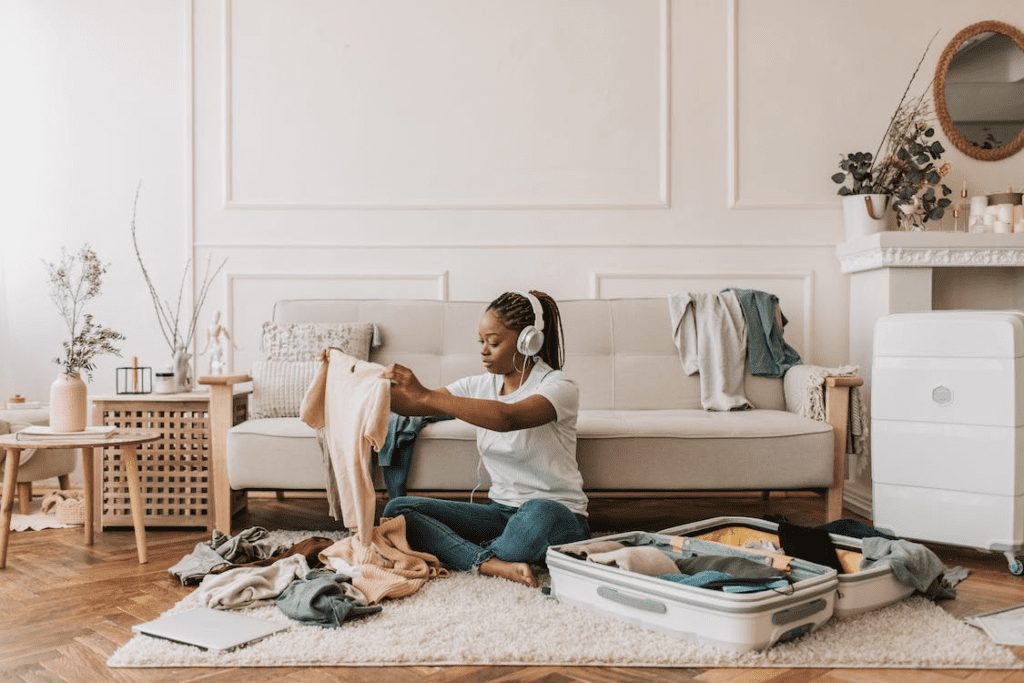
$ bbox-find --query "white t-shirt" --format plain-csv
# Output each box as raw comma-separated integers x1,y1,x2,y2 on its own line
446,359,588,516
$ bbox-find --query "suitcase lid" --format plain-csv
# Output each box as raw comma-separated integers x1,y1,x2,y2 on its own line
874,310,1024,359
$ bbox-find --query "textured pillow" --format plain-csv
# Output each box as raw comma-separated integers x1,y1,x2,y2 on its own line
260,321,375,362
251,322,375,418
250,359,321,419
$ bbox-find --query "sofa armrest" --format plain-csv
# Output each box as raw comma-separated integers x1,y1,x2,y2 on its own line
823,374,862,521
199,374,252,533
782,365,862,521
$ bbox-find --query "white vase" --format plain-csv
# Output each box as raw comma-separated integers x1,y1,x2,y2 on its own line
842,194,891,240
172,345,192,393
50,372,87,432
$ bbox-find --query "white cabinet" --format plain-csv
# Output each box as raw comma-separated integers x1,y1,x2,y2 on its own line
871,311,1024,572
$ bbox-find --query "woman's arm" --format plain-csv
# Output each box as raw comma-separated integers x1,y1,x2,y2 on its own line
382,364,556,432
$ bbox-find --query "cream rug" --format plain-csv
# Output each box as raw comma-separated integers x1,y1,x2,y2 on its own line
108,530,1022,669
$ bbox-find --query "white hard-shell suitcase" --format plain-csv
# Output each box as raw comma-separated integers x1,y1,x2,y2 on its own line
660,516,914,618
546,531,837,652
872,311,1024,574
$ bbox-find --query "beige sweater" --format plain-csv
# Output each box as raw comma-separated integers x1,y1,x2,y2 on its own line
301,348,390,543
319,515,447,604
301,348,446,603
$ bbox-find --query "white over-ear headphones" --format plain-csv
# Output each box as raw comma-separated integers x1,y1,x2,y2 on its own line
515,291,545,358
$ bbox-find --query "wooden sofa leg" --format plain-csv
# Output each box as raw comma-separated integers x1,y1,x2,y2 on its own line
824,377,858,523
58,474,71,490
17,482,31,515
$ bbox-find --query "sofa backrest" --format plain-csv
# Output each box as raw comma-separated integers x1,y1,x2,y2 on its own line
272,298,786,411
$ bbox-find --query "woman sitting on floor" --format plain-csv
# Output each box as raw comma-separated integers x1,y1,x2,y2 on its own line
382,290,590,587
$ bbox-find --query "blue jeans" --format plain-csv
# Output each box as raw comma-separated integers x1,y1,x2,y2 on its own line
382,496,591,571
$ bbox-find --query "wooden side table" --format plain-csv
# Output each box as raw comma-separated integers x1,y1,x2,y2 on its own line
91,390,249,531
0,430,161,568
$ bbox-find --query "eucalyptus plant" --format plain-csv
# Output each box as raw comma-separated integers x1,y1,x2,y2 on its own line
830,30,951,228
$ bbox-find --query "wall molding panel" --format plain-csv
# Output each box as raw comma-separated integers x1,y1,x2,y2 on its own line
220,0,671,211
726,0,835,212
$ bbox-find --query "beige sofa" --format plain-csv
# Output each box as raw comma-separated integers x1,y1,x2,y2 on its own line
202,298,858,534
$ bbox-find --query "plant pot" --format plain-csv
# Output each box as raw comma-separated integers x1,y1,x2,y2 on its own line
50,372,87,432
842,194,891,240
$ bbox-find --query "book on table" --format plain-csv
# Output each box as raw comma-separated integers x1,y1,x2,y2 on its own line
16,425,118,441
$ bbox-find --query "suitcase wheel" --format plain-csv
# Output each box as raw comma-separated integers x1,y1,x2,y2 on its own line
1005,553,1024,576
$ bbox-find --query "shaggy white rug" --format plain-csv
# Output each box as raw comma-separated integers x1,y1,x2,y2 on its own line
108,530,1022,669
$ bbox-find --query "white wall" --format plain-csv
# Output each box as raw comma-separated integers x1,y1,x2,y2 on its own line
4,0,1024,405
2,0,189,403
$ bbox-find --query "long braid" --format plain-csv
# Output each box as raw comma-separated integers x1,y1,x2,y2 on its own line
486,290,565,370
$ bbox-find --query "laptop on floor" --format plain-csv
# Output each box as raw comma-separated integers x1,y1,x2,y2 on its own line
132,608,287,652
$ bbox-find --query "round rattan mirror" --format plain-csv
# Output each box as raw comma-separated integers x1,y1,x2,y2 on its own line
934,20,1024,161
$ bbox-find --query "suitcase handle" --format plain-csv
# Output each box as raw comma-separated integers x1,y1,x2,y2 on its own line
596,586,668,614
772,598,827,625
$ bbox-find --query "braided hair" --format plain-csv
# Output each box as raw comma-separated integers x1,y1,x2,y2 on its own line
486,290,565,370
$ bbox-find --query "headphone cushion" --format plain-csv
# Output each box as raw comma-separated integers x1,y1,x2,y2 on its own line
517,326,544,357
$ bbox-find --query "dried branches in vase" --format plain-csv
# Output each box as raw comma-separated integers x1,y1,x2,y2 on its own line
44,245,125,431
129,183,226,391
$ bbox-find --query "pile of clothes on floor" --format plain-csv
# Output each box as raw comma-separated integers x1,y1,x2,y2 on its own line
167,518,445,628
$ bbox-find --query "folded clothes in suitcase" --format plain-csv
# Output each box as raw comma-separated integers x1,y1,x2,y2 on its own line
547,531,838,652
660,516,915,618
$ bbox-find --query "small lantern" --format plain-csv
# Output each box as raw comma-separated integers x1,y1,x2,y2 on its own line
117,356,152,395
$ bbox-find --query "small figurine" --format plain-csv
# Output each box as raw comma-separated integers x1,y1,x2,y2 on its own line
198,311,238,375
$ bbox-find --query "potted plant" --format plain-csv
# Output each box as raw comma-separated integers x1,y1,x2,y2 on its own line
832,152,892,240
831,34,951,238
44,245,125,431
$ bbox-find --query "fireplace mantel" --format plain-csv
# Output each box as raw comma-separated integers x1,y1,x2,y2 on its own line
837,231,1024,274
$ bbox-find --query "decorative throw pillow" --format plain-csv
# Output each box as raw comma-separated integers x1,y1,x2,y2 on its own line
250,359,322,419
260,321,375,362
250,322,376,418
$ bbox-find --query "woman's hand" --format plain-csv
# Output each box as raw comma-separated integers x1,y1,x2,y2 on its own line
381,363,431,415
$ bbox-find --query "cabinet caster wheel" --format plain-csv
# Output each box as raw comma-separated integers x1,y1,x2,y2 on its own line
1008,558,1023,576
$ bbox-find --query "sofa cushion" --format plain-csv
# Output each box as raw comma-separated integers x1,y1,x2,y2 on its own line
250,321,375,418
227,418,326,490
227,410,833,493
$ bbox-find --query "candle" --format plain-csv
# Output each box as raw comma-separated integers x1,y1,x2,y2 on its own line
1015,219,1024,234
984,212,997,226
997,204,1014,223
970,195,989,217
1015,205,1024,223
994,220,1012,234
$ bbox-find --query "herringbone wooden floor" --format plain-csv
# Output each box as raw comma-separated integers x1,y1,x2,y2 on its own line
1,493,1022,681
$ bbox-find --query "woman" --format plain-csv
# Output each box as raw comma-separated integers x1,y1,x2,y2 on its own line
381,290,590,587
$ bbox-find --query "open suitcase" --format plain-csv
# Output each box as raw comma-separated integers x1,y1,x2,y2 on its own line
661,516,915,618
546,530,838,652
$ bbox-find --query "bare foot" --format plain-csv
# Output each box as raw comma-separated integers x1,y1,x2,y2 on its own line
479,557,538,587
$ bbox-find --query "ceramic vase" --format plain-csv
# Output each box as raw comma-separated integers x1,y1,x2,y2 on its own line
50,372,87,432
842,194,890,240
172,344,192,393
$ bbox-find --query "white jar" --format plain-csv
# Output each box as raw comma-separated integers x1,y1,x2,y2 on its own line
154,372,176,394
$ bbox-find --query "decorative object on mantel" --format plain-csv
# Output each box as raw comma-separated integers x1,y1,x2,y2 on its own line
130,182,225,393
43,245,125,432
832,33,952,237
934,20,1024,162
116,356,152,395
198,310,238,376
